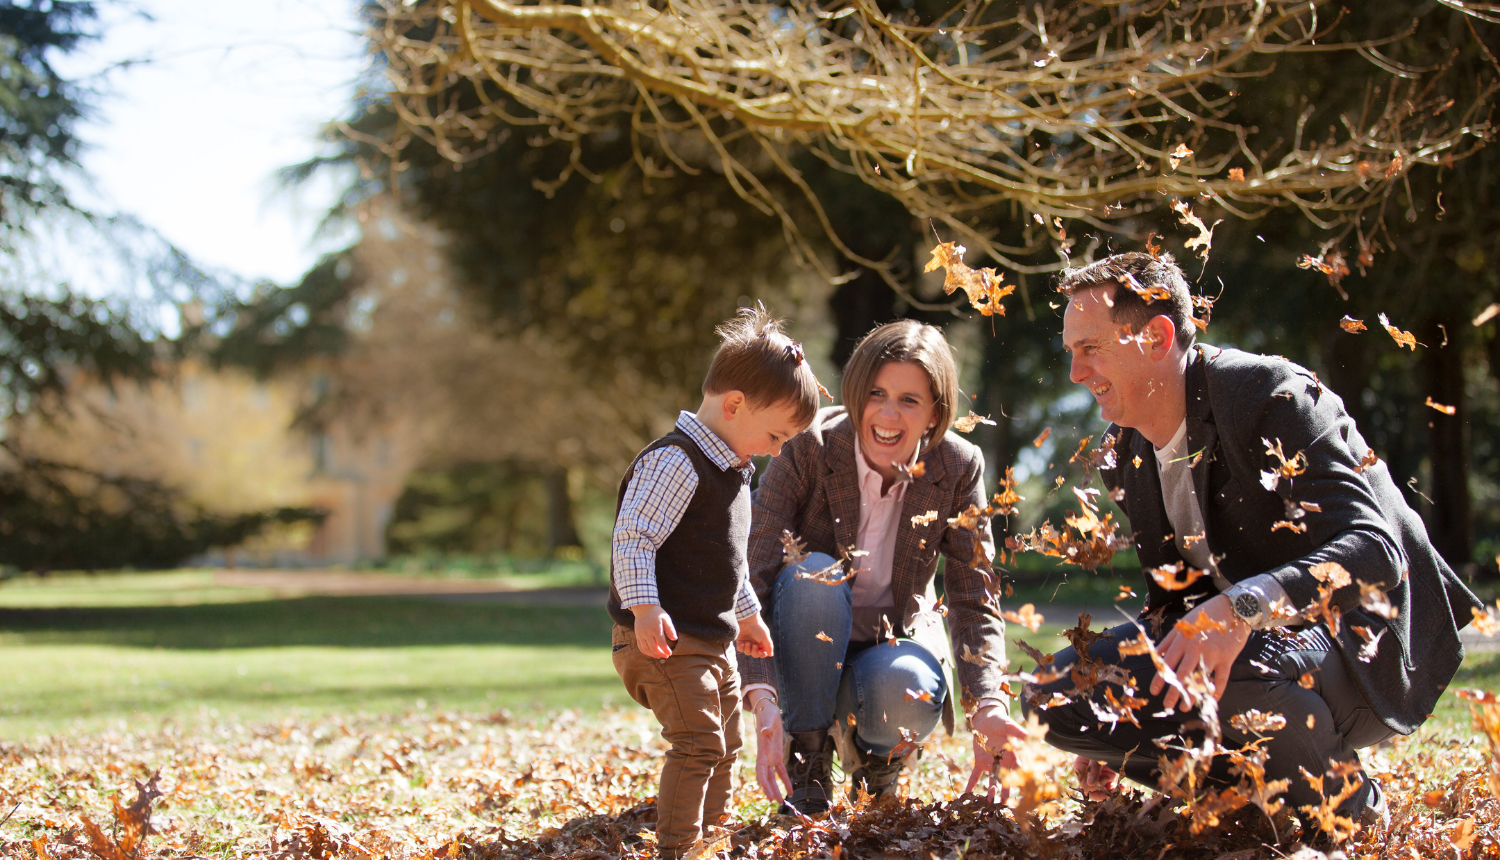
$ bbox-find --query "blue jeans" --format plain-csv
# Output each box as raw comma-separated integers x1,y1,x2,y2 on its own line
770,553,947,758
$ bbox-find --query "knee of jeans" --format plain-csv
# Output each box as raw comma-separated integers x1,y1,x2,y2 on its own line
850,644,945,750
774,553,848,604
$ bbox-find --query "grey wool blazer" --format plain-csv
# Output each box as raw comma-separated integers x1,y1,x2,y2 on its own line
741,407,1009,733
1103,345,1481,735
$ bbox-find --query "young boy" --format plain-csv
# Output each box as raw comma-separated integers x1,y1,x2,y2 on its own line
607,306,822,859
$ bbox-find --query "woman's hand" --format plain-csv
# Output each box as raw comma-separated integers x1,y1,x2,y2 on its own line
962,704,1028,795
746,690,792,803
1073,756,1119,801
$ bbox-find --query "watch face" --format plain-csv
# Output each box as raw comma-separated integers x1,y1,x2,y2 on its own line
1233,592,1262,620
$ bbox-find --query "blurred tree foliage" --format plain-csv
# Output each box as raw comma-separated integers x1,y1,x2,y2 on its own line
0,1,326,570
254,0,1496,568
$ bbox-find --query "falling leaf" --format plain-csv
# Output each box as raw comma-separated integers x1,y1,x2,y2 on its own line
924,241,1015,316
1356,449,1379,473
815,631,833,642
1115,584,1137,601
1339,315,1367,333
1132,455,1143,469
1169,199,1221,260
1297,246,1351,296
1258,437,1308,492
1386,152,1404,178
1120,272,1172,303
780,530,809,566
1450,816,1477,851
892,460,928,484
1475,303,1500,327
1472,606,1500,637
1168,143,1193,170
904,688,934,703
1358,580,1399,620
1378,313,1419,350
1174,613,1226,638
1002,603,1045,633
1352,625,1386,663
1298,671,1317,689
1271,520,1308,534
952,413,997,433
1309,561,1352,589
1228,167,1245,181
1148,562,1207,592
1425,397,1457,415
1032,427,1052,447
1306,714,1317,729
910,510,939,528
1228,709,1287,735
1145,233,1163,259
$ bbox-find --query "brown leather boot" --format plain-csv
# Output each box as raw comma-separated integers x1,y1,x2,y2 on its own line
783,730,836,815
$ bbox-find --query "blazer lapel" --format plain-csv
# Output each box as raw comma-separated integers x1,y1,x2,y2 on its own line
824,420,862,555
894,445,948,617
1184,346,1219,548
1123,429,1174,570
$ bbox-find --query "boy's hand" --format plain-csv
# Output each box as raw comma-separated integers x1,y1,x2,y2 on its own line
630,604,677,658
736,613,774,658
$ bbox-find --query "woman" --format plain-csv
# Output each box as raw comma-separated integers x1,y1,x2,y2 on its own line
738,320,1025,813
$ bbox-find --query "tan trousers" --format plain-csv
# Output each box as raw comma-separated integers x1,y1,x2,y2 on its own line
612,625,743,859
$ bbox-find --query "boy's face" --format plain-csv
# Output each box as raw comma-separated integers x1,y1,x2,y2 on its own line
720,396,808,463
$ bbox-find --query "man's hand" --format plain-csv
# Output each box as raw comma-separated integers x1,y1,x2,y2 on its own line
736,613,775,659
962,704,1028,795
630,604,677,659
1148,593,1251,711
745,690,792,803
1073,756,1119,802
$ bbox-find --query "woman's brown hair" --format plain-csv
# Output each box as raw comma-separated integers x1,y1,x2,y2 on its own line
840,320,960,448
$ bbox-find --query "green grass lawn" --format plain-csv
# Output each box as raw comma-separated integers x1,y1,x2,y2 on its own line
0,571,617,739
1,568,1495,743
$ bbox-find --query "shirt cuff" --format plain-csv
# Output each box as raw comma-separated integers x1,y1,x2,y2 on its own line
1223,574,1297,630
742,683,778,709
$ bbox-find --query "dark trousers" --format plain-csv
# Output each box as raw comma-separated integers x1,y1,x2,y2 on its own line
1023,621,1395,819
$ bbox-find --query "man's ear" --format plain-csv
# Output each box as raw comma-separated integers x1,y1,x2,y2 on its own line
721,390,746,419
1146,315,1177,357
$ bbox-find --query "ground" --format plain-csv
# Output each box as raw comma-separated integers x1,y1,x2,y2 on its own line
2,569,1500,858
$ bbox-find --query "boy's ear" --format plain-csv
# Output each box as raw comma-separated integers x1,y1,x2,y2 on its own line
720,390,746,419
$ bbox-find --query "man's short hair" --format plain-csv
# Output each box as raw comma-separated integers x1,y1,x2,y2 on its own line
703,305,822,427
1056,253,1197,351
840,319,961,445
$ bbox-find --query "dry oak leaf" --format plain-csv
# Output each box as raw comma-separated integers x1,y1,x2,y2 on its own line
1356,449,1379,473
1425,397,1457,415
780,529,809,566
1309,561,1352,589
815,631,833,643
1339,315,1367,333
910,510,939,528
1170,199,1222,260
1175,613,1227,638
1358,580,1399,620
952,413,997,433
924,241,1015,317
1228,709,1288,735
1457,688,1500,704
1352,625,1386,663
1299,671,1318,689
1297,247,1351,295
1002,603,1045,633
1032,427,1052,447
893,460,926,484
1145,232,1163,259
904,688,935,703
1228,167,1246,181
1378,312,1419,350
1271,520,1308,534
1259,437,1308,492
1168,143,1193,170
1149,562,1208,592
1471,606,1500,637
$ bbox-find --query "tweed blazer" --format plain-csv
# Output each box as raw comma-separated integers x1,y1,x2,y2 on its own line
1102,345,1481,735
742,407,1009,732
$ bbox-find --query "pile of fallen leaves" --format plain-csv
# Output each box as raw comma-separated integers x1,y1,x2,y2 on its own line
5,702,1500,859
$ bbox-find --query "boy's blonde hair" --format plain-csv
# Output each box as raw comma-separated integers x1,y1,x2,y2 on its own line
840,320,960,447
703,305,822,427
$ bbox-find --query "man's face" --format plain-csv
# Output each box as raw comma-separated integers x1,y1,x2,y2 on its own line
1062,285,1164,430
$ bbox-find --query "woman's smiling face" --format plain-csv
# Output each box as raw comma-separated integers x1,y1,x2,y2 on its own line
858,360,937,480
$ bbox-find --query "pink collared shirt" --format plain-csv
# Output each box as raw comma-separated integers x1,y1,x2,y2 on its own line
850,437,909,612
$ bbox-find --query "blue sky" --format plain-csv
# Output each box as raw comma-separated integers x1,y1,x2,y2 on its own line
59,0,367,288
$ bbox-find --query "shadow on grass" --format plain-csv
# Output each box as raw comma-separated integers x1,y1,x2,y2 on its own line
0,595,613,650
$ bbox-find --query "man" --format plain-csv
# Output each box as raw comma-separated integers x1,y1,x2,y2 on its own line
1024,252,1481,833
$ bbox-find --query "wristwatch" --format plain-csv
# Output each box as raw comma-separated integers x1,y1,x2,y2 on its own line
1227,588,1264,628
